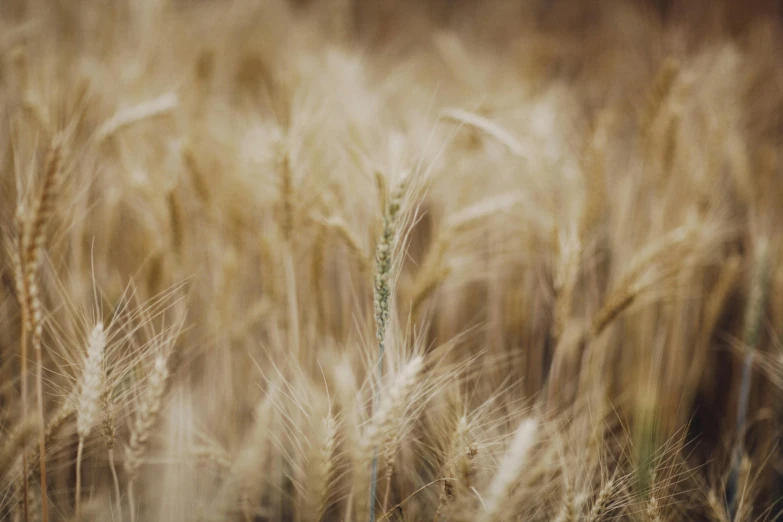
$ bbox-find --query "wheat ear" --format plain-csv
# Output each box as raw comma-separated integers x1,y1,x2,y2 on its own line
75,323,106,521
434,416,476,522
15,138,63,522
0,418,37,478
126,356,169,522
309,413,337,522
363,356,424,451
1,401,75,502
369,175,407,522
646,491,663,522
586,476,615,522
591,223,697,337
552,495,576,522
480,418,538,522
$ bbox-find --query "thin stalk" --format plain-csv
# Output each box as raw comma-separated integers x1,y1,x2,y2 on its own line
368,178,404,522
728,244,767,518
21,324,30,522
369,352,382,522
34,332,48,522
128,479,136,522
75,437,84,520
382,451,393,513
109,448,122,522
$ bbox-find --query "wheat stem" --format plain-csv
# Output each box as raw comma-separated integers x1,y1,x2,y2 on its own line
109,449,122,522
369,176,406,522
75,438,84,521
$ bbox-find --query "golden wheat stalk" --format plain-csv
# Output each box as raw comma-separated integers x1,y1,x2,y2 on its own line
15,138,64,522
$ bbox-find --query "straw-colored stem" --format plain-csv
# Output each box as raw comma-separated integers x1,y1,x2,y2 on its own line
382,463,393,514
21,318,30,522
109,448,122,522
75,437,84,521
128,479,137,522
33,331,48,522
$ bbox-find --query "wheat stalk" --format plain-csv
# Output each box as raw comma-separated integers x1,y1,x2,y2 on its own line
15,138,64,522
368,174,407,522
100,375,121,520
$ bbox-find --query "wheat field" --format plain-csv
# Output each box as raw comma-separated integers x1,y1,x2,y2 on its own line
1,0,783,521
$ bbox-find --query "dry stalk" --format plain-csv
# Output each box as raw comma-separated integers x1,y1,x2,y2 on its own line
369,175,407,522
126,356,169,522
15,138,64,522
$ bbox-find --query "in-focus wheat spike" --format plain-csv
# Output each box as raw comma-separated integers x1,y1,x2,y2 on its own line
75,322,106,521
373,176,406,352
126,355,169,522
587,477,615,522
480,418,538,522
369,174,408,522
77,324,107,439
